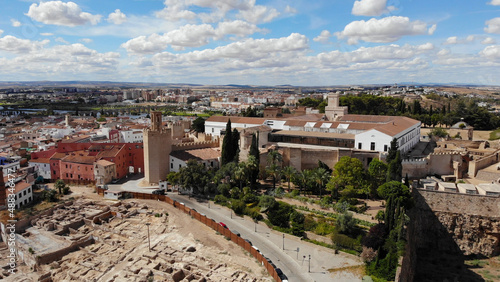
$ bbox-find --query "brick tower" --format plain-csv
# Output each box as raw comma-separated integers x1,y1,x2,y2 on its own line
143,111,172,185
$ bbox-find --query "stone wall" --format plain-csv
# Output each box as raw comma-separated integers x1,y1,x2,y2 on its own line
469,151,500,177
399,189,500,282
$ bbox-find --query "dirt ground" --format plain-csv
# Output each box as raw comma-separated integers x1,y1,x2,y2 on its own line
465,256,500,282
1,192,271,282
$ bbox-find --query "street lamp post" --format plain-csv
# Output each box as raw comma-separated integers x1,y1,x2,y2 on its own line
146,222,151,251
254,221,257,232
282,234,285,250
308,255,311,273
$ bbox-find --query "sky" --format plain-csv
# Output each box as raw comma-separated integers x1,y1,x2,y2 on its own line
0,0,499,86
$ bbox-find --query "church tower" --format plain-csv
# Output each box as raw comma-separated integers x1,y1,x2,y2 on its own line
325,92,348,121
143,111,172,185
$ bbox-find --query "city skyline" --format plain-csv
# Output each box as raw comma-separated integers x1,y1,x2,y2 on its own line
0,0,499,86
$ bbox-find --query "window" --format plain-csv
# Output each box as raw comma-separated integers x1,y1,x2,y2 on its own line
358,143,362,149
66,173,69,177
212,128,214,133
171,163,173,169
370,142,375,150
179,164,181,169
23,190,26,196
384,145,388,152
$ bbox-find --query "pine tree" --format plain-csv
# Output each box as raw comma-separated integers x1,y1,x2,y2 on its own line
249,133,260,187
231,128,240,163
221,120,233,166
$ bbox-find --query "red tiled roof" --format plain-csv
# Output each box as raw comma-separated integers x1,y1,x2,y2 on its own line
170,148,221,161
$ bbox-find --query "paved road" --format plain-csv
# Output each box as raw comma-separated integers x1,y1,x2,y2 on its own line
168,194,362,282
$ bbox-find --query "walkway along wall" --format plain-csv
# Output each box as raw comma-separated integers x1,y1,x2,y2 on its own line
96,187,283,282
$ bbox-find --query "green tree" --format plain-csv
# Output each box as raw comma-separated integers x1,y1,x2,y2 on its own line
313,167,330,197
221,120,233,166
428,127,448,138
368,159,388,198
282,166,297,192
54,179,66,195
178,160,214,195
191,116,205,133
166,171,180,191
335,211,357,236
267,201,294,228
266,163,281,190
290,211,305,236
326,156,367,199
249,133,260,188
231,128,240,163
386,151,402,182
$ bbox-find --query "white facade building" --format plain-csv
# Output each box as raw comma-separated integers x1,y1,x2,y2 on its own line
119,130,143,143
30,159,51,180
169,148,220,173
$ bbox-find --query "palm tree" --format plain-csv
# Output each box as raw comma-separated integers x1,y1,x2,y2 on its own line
267,149,282,166
313,167,330,198
234,163,247,189
282,166,296,192
266,163,281,190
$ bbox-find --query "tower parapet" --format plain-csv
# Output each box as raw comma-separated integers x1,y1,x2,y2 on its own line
325,92,348,121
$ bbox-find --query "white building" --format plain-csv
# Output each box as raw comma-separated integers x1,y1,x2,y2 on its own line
169,148,221,173
30,158,51,180
119,129,143,143
11,181,34,209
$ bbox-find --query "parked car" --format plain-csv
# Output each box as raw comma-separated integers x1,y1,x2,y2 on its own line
232,230,240,237
152,189,165,195
219,222,227,228
244,239,252,245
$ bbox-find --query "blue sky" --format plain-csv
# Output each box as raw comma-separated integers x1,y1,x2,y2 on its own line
0,0,499,86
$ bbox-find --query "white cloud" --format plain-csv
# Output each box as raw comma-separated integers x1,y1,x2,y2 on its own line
444,36,458,44
336,16,429,44
41,33,54,36
0,35,49,53
155,0,196,22
352,0,390,16
444,35,475,45
485,17,500,34
80,38,93,43
26,1,102,27
108,9,127,25
215,20,263,39
285,5,297,14
55,37,69,44
480,45,500,60
0,30,3,37
428,24,437,35
11,19,22,27
488,0,500,5
238,5,280,24
313,30,332,43
152,33,309,68
122,21,263,54
482,37,496,45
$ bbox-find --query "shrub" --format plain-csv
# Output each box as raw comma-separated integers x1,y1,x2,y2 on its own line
335,211,357,236
258,195,276,211
304,214,317,231
331,232,362,251
361,246,377,262
231,200,246,215
214,195,228,205
242,193,258,204
267,201,293,228
62,186,71,195
248,207,263,221
290,190,300,197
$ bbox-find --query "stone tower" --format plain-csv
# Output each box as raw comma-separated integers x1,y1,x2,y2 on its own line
143,111,172,185
325,92,348,121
